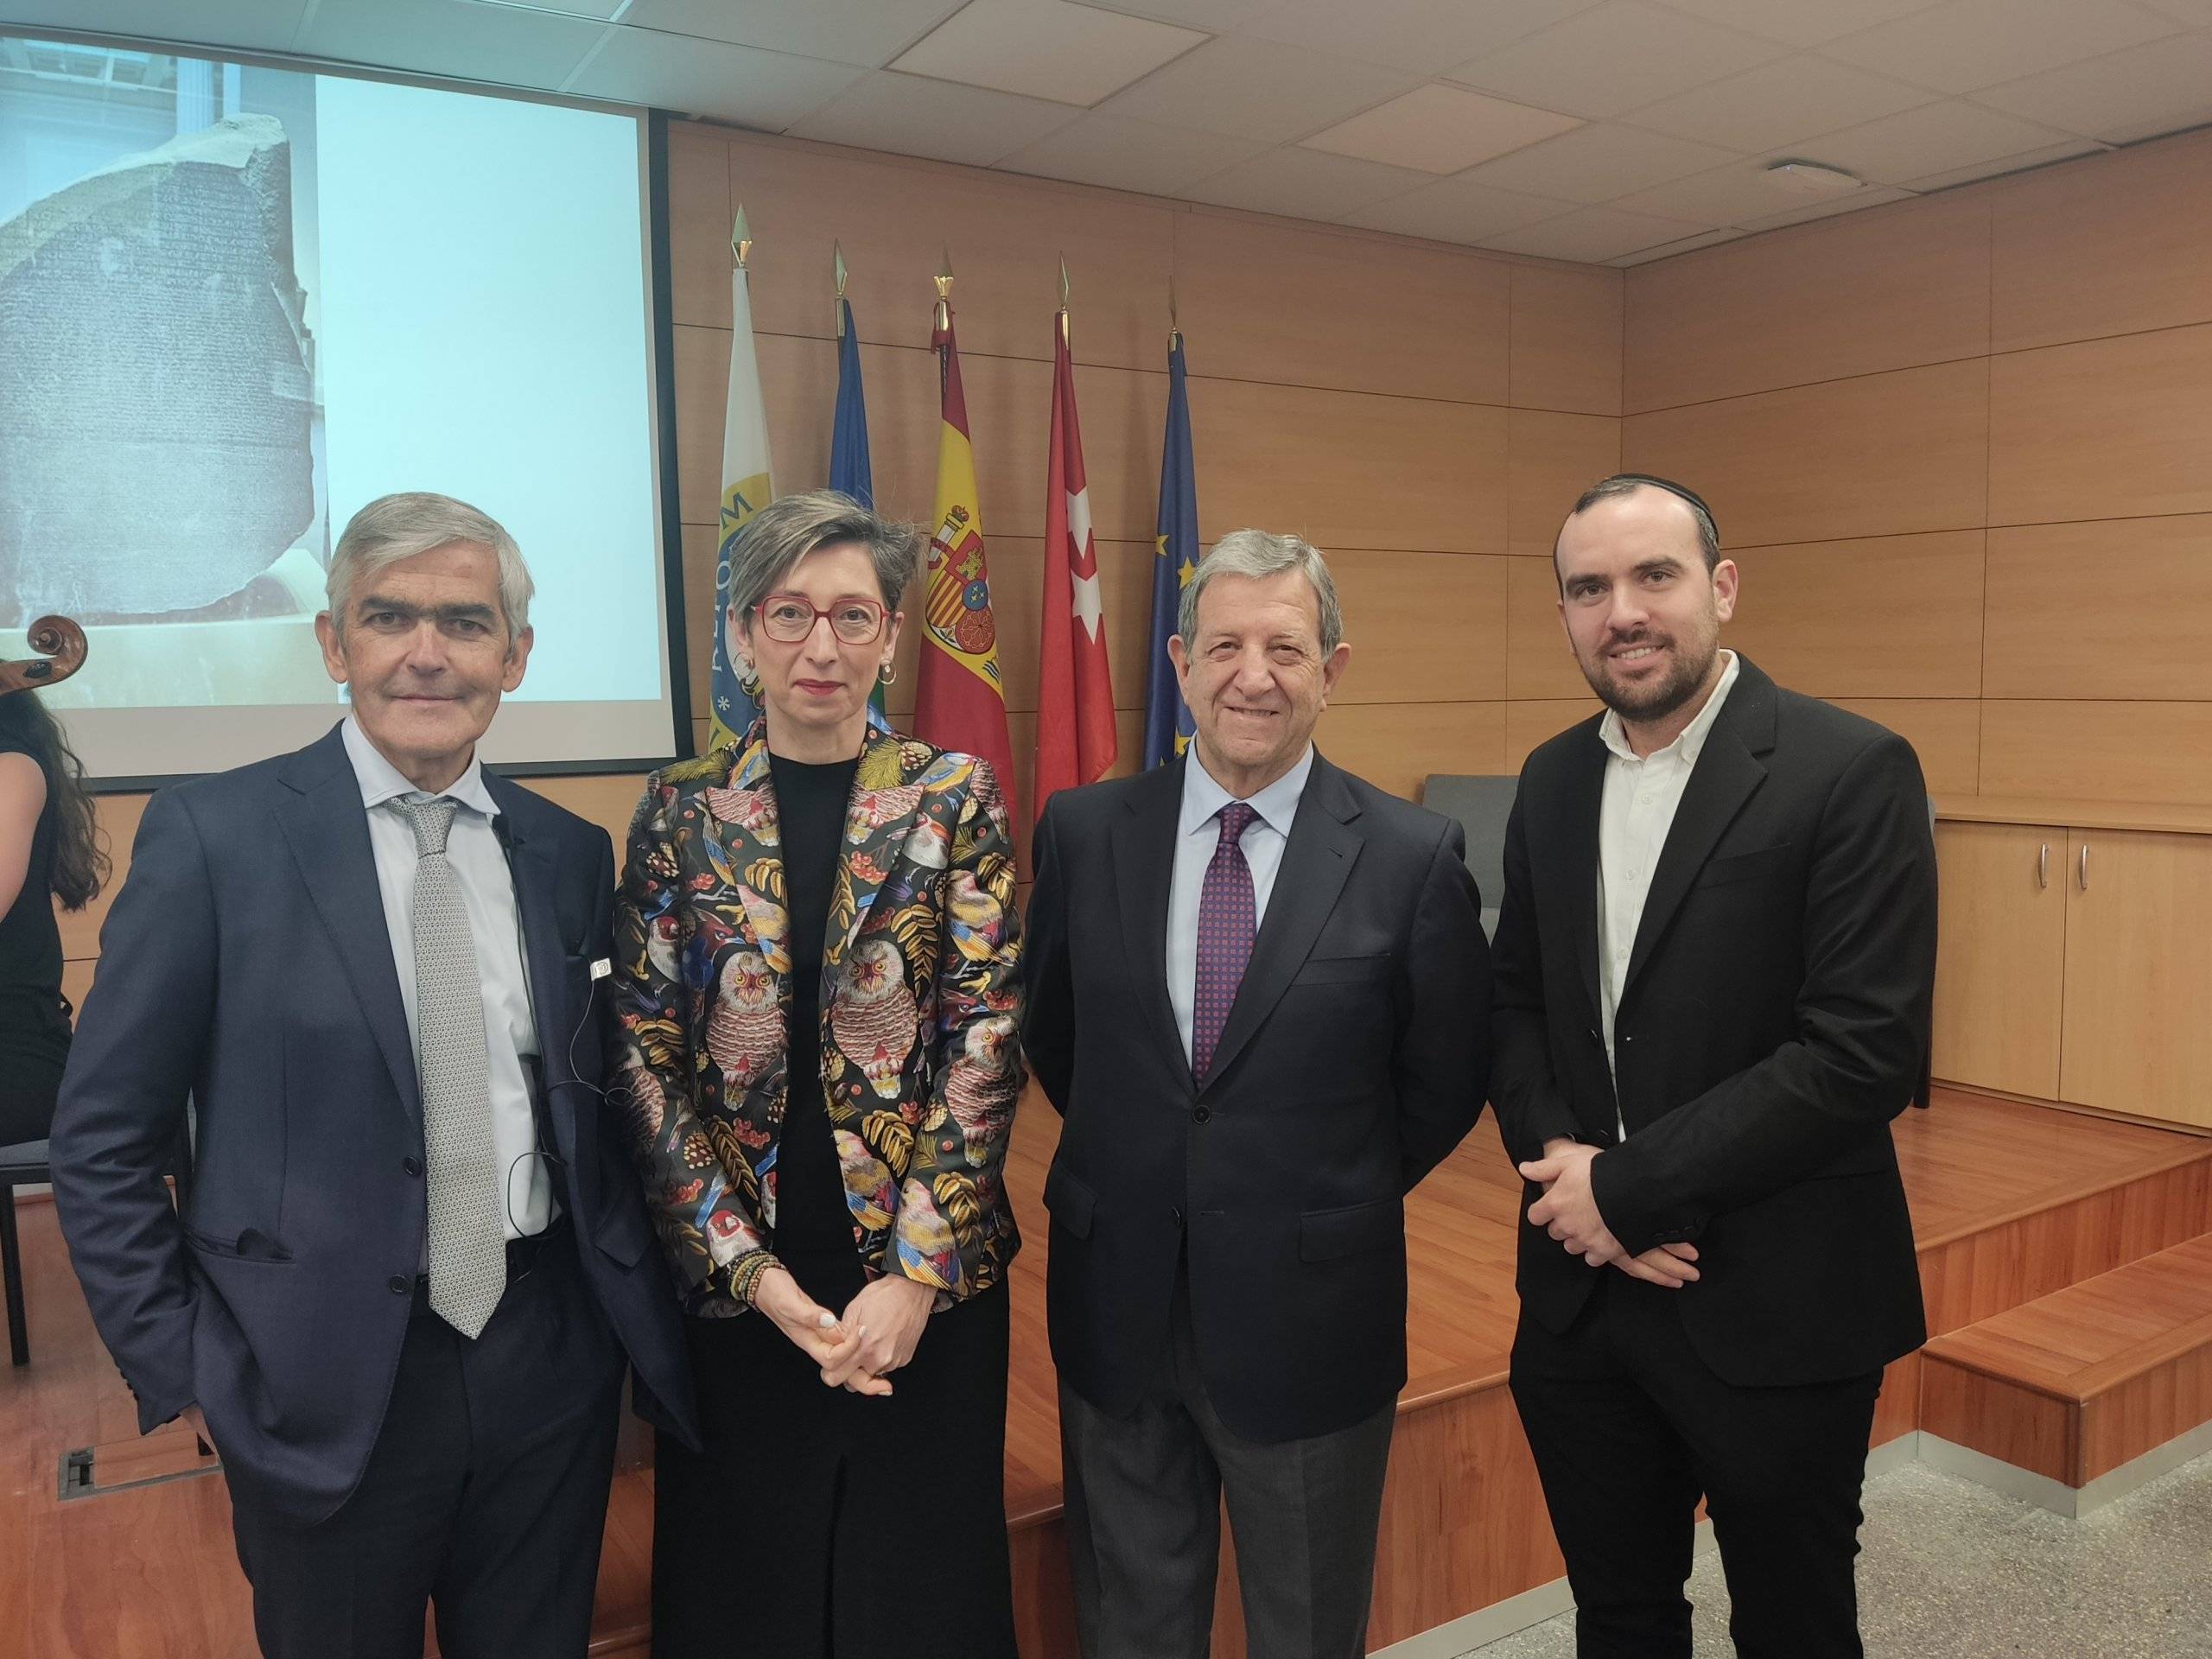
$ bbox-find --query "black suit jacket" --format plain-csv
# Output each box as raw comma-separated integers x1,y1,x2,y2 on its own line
51,725,700,1522
1024,752,1491,1443
1490,658,1934,1388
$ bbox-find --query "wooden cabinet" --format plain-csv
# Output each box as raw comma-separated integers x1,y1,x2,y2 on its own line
1932,821,2067,1100
2057,831,2212,1129
1933,800,2212,1130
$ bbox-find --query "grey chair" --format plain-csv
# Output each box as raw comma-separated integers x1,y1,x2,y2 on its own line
0,1114,193,1367
1420,774,1518,940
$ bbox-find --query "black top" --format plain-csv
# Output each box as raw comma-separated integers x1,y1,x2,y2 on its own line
0,736,69,1090
766,751,861,1256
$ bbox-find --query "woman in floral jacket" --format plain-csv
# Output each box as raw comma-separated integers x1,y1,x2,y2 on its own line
613,491,1023,1658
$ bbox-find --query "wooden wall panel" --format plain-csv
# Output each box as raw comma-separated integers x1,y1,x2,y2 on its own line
1980,702,2212,804
1622,359,1990,548
1505,698,1599,772
1990,129,2212,355
1509,264,1623,416
1983,518,2212,702
1192,380,1508,554
1830,700,1981,798
1175,213,1510,405
1329,553,1509,705
1989,324,2212,527
1322,702,1507,801
1507,409,1620,559
1724,532,1985,699
717,130,1179,373
1624,198,1991,414
665,120,733,332
1503,556,1584,702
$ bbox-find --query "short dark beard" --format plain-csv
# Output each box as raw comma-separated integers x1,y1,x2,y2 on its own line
1581,635,1718,724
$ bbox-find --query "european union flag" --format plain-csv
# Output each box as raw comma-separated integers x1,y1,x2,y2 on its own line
1142,334,1198,768
830,295,892,728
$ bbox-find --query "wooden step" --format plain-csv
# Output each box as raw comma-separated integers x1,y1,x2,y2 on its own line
1920,1232,2212,1510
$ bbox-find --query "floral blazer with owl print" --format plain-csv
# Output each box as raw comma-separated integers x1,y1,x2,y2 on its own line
613,723,1025,1317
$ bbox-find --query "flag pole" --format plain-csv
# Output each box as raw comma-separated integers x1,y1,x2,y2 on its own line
833,239,847,338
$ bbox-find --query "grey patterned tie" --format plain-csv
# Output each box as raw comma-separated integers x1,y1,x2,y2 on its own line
391,796,506,1339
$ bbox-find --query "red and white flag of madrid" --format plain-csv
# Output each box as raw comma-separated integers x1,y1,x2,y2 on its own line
1034,318,1116,820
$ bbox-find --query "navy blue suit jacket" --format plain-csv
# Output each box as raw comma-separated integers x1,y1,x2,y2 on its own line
51,725,700,1521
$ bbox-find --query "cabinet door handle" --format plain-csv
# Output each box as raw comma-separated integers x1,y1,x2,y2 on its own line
2079,842,2090,892
2038,843,2050,889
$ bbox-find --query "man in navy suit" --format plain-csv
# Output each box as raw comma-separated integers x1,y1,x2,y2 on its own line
51,493,698,1659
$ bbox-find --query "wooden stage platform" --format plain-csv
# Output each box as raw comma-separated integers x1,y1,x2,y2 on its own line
3,1086,2208,1657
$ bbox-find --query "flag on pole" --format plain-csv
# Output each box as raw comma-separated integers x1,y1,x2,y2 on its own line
829,252,889,725
912,267,1016,798
1033,277,1116,820
1142,330,1199,768
829,296,873,510
709,207,773,751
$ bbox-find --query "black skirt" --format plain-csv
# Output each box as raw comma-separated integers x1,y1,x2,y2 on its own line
650,1246,1017,1659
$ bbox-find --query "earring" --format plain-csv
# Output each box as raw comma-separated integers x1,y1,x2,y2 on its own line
878,661,898,686
738,662,761,697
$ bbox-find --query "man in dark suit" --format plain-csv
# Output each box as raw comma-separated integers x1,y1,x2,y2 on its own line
1492,474,1936,1658
1025,530,1491,1659
51,493,698,1659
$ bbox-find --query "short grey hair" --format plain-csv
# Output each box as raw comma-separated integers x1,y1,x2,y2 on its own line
1178,529,1344,654
724,489,921,634
327,492,534,646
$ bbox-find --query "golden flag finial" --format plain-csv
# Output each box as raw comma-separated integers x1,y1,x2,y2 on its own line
834,240,848,338
1168,274,1180,350
1058,255,1071,350
730,206,751,269
934,248,954,333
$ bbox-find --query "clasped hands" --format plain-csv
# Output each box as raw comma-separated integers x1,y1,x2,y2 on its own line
1518,1139,1700,1290
754,1267,935,1395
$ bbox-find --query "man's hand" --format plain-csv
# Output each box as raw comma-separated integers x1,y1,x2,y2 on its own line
1520,1141,1613,1261
822,1275,934,1395
1612,1240,1700,1289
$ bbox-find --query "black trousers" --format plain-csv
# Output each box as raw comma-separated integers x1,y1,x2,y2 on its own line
1510,1274,1882,1659
1058,1269,1397,1659
225,1230,626,1659
651,1247,1016,1659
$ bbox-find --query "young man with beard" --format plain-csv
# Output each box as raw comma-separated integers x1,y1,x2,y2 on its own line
1490,475,1936,1658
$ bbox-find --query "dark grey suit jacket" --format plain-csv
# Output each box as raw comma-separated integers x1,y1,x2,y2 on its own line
51,724,700,1522
1024,751,1492,1443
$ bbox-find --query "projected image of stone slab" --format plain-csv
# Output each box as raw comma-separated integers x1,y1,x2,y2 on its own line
0,113,316,624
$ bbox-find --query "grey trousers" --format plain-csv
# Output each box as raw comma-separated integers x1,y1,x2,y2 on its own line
1058,1277,1397,1659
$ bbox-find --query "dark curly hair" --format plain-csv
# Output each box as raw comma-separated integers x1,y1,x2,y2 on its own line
0,690,106,912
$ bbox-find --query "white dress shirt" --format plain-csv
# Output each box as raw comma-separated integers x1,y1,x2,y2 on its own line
342,715,553,1242
1596,651,1741,1138
1166,746,1315,1066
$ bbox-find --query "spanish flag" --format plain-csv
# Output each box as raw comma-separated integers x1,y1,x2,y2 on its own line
912,298,1016,802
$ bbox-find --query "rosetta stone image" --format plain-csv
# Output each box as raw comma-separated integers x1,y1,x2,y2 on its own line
0,40,332,703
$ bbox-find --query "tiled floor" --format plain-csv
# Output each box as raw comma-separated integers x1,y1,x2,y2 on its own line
1464,1449,2212,1657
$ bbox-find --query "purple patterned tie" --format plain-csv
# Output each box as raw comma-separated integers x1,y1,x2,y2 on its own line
1192,802,1259,1079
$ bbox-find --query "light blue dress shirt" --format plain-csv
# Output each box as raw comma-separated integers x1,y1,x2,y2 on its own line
341,715,553,1242
1166,746,1316,1065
